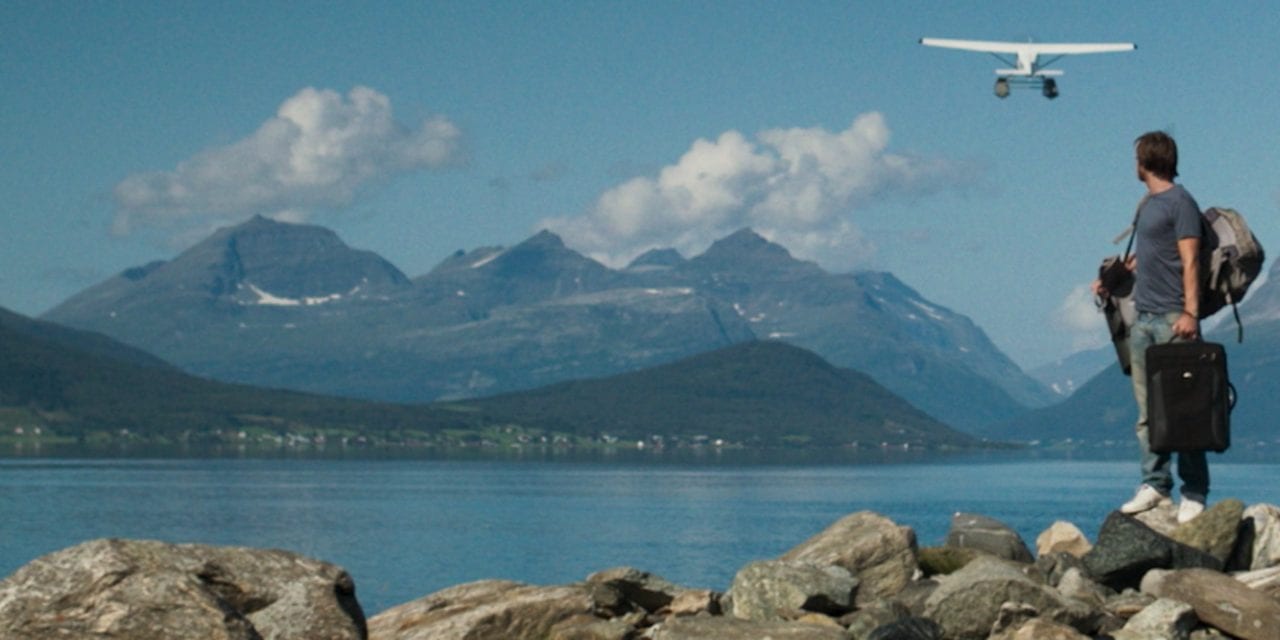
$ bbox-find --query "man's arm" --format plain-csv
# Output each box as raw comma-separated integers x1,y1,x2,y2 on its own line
1174,236,1200,339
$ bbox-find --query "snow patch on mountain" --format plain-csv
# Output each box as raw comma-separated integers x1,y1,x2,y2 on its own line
242,283,354,306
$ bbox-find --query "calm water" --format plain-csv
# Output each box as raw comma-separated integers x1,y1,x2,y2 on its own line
4,449,1280,614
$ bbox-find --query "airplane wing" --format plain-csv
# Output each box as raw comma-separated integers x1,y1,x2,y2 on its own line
919,38,1136,56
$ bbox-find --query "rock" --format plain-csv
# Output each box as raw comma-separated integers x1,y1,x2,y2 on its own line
1134,500,1179,537
1235,565,1280,598
841,599,911,639
647,615,850,639
367,580,604,640
1240,503,1280,570
921,555,1101,640
781,511,918,605
1056,567,1111,609
945,512,1034,563
988,601,1039,636
917,546,975,577
663,589,720,617
0,538,365,640
893,579,939,617
1108,597,1197,640
585,567,683,613
1142,568,1280,640
1035,551,1087,588
549,617,635,640
1170,498,1245,564
1082,511,1221,591
991,618,1092,640
1036,521,1092,558
727,559,858,621
865,616,944,640
1102,589,1157,619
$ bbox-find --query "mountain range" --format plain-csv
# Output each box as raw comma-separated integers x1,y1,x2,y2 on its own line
43,216,1055,430
0,306,979,449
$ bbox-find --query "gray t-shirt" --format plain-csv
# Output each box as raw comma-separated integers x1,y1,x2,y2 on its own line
1134,184,1202,314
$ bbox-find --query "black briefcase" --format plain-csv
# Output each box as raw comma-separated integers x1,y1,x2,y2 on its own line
1146,342,1233,453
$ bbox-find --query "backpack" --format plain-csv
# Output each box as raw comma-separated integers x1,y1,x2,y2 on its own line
1200,206,1264,340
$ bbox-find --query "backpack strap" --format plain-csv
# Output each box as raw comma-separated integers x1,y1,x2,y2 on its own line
1112,195,1151,260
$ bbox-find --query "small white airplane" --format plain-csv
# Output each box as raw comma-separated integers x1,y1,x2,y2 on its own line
919,37,1136,99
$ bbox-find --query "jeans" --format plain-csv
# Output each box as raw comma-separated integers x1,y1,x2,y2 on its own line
1128,311,1209,502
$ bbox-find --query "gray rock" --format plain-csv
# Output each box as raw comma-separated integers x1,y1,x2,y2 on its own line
727,559,858,621
782,511,918,605
1170,498,1245,564
1035,551,1087,588
647,615,850,640
1056,567,1112,609
945,512,1034,563
1082,511,1221,591
367,580,602,640
865,616,943,640
0,538,365,640
1142,568,1280,640
1109,597,1197,640
842,599,910,640
921,555,1101,640
586,566,683,613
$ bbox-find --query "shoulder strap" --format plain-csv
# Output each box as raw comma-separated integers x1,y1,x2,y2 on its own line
1112,195,1151,260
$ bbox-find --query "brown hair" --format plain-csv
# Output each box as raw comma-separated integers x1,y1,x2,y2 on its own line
1134,131,1179,180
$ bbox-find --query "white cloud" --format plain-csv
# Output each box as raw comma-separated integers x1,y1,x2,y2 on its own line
112,86,463,235
541,112,973,271
1054,283,1108,351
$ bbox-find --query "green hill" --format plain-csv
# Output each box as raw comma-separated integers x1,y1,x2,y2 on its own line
0,307,478,443
2,308,985,450
455,340,982,449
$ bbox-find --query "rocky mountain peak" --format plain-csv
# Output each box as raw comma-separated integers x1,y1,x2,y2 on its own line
686,228,820,279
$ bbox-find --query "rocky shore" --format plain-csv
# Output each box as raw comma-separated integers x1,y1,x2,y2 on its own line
4,500,1280,639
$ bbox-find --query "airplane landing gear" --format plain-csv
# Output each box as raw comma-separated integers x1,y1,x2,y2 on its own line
994,78,1010,99
1042,78,1059,99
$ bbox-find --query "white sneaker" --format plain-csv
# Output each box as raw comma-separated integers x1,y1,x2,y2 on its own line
1121,484,1169,514
1177,499,1205,524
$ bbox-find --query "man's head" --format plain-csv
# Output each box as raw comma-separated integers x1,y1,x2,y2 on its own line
1134,131,1179,182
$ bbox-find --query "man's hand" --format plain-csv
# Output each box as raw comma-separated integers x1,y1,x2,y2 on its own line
1173,311,1200,340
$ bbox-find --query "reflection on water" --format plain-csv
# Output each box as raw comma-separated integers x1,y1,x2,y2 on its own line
4,447,1279,615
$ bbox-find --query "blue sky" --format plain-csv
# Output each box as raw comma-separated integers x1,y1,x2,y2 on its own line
3,1,1278,369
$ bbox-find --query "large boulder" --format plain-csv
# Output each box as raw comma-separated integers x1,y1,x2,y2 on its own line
367,580,608,640
781,511,918,604
727,559,858,621
1141,568,1280,640
1169,498,1244,564
921,555,1101,640
945,513,1033,563
0,538,366,640
1081,511,1221,591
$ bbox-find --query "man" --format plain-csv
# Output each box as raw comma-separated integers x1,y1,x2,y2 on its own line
1113,131,1209,524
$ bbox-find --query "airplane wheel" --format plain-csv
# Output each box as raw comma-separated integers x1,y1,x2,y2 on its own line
994,78,1010,99
1042,78,1059,99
